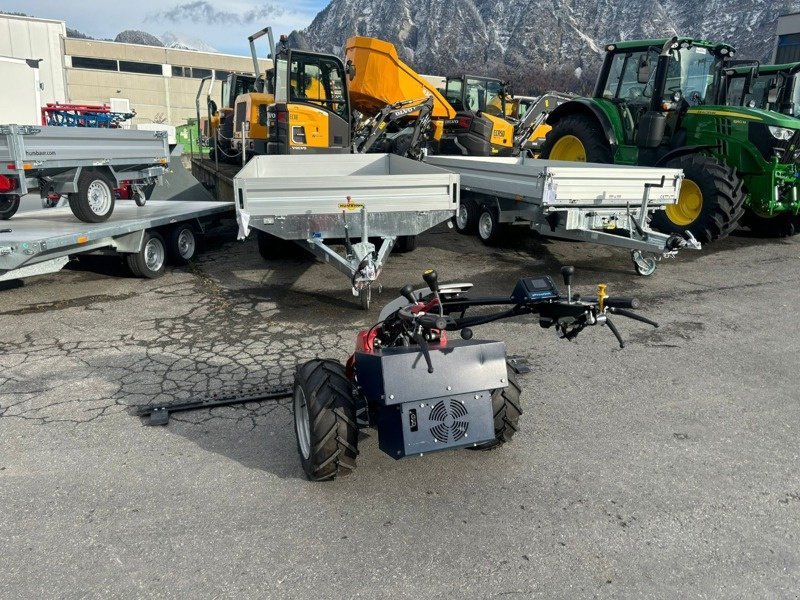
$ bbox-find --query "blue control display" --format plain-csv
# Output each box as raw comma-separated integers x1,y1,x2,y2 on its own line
511,276,560,303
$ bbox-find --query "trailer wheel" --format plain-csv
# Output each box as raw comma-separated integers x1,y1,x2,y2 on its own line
469,366,522,451
650,154,744,244
69,169,116,223
454,196,479,234
477,207,504,246
168,225,197,265
126,231,167,278
293,359,359,481
256,230,298,260
0,194,20,220
394,235,417,253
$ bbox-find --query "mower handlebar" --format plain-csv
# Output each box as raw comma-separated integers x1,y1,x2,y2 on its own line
576,296,640,310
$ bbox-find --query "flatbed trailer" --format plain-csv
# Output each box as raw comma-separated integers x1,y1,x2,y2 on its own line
234,153,458,309
0,124,169,223
425,154,701,276
0,200,232,282
190,156,240,202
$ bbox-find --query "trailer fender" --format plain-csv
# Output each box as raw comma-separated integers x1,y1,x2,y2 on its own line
111,229,146,253
654,144,717,167
545,100,619,149
41,165,119,195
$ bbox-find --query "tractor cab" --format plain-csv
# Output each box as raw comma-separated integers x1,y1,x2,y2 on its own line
592,38,733,157
723,63,800,116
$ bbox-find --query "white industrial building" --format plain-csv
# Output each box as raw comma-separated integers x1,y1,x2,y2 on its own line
0,13,270,127
774,12,800,63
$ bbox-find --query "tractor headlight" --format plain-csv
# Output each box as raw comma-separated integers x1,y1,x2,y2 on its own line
768,126,795,141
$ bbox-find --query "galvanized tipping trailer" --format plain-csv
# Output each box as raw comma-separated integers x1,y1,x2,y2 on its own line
234,154,459,309
0,200,232,282
425,155,701,276
0,124,170,223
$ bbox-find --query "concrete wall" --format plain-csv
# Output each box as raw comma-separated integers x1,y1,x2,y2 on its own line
64,38,272,127
0,14,66,106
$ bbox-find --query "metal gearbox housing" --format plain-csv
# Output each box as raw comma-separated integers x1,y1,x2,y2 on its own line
354,339,508,459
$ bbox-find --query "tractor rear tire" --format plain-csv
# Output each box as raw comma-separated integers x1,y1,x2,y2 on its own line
741,208,798,238
293,359,359,481
650,154,744,244
0,194,20,220
469,365,522,451
540,115,614,163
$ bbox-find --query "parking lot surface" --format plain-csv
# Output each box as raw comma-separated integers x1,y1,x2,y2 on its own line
2,225,799,598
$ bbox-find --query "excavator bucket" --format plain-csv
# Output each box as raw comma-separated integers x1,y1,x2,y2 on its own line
345,36,456,119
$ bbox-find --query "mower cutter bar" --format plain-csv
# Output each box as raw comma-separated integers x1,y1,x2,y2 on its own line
137,385,293,426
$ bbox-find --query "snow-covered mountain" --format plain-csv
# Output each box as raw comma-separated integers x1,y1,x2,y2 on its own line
289,0,798,92
160,32,218,53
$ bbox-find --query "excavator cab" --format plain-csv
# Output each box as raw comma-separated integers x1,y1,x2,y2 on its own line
231,30,352,158
440,75,516,156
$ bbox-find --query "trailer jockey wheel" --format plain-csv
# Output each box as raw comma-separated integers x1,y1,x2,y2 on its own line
293,359,359,481
133,187,147,207
0,194,20,220
126,230,167,279
68,169,116,223
168,225,197,265
359,286,371,310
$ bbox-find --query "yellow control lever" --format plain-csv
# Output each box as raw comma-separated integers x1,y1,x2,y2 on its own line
597,284,608,311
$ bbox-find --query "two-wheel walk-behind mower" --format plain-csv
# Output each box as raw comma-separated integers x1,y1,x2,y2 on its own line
292,268,658,481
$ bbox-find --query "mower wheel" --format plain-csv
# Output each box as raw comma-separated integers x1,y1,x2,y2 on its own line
469,365,522,451
650,154,745,244
293,359,359,481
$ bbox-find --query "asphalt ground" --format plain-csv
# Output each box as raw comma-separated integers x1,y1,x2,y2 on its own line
1,221,799,598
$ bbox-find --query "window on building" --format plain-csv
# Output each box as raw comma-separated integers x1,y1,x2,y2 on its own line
172,65,190,77
71,56,118,71
119,61,163,75
776,33,800,64
191,67,212,79
214,70,231,80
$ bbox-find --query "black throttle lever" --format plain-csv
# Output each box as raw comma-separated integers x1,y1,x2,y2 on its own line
608,307,659,328
604,317,625,348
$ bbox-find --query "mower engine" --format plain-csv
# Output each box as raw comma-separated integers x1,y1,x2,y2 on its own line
354,338,506,458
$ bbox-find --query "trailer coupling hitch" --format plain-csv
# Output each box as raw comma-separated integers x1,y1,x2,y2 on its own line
666,230,701,252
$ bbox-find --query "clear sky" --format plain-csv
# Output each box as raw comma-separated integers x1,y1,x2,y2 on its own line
1,1,330,55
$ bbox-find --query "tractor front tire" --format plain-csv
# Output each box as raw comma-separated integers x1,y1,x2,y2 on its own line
469,366,522,451
540,115,613,163
293,359,359,481
650,154,744,244
741,208,797,238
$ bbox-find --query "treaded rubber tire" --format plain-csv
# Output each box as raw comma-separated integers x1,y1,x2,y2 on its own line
0,194,20,220
125,231,167,279
293,359,359,481
454,195,480,234
394,235,417,253
469,365,522,451
741,208,797,238
477,206,505,246
256,230,298,260
168,224,197,265
650,154,745,244
540,114,614,163
68,169,116,223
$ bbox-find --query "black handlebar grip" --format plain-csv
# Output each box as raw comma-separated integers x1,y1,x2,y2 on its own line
560,266,574,288
418,314,448,330
400,284,417,304
422,269,440,293
581,296,639,309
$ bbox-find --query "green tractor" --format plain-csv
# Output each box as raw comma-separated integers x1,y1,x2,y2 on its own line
723,62,800,116
541,37,800,240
